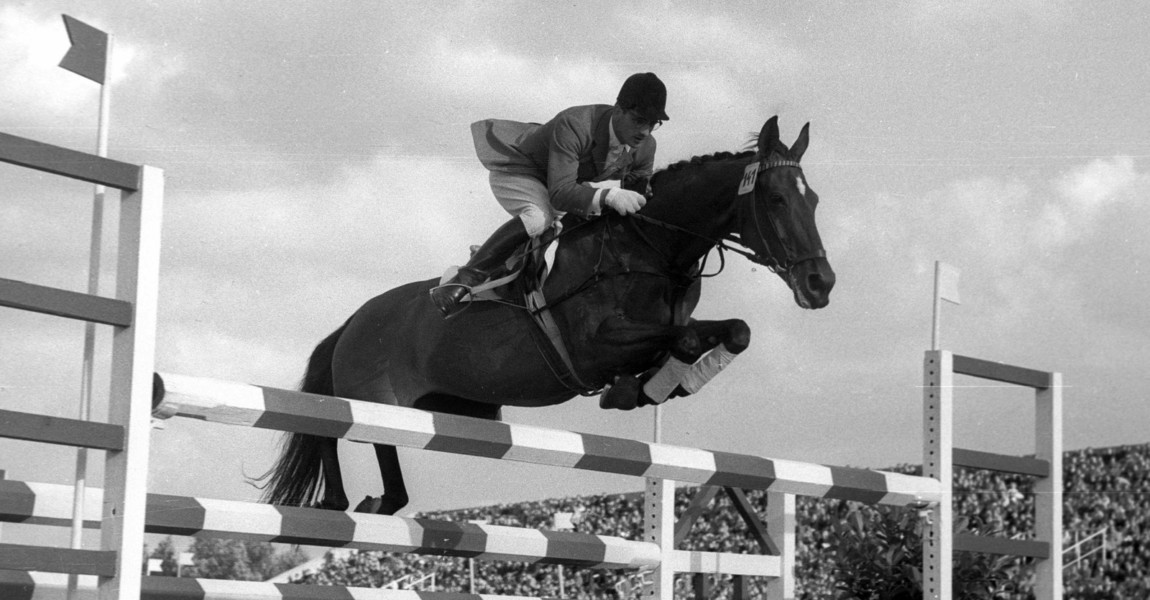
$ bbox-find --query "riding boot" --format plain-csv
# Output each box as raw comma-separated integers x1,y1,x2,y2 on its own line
429,217,532,316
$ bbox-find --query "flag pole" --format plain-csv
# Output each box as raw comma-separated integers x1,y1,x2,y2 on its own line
653,404,663,443
931,261,943,351
69,29,113,600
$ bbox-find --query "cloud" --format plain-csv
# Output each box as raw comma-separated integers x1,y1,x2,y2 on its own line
910,0,1068,30
154,150,498,383
1056,155,1138,210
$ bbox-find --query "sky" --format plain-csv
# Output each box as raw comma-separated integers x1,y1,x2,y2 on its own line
2,0,1149,555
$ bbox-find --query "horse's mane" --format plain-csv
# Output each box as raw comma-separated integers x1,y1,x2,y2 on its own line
650,150,756,188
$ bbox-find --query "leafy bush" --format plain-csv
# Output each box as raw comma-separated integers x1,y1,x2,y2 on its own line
830,505,1018,600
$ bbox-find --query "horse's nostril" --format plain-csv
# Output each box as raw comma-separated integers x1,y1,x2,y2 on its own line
808,270,836,294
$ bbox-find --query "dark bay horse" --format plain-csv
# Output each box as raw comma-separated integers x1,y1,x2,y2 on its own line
256,117,835,514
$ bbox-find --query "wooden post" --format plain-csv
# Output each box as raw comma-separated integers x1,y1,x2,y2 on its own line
732,575,750,600
766,491,795,599
1034,372,1063,600
922,351,953,600
691,573,708,599
644,478,675,600
99,166,163,600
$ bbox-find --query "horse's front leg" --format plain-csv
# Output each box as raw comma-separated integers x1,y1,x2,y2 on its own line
662,318,751,400
629,318,750,408
593,316,701,411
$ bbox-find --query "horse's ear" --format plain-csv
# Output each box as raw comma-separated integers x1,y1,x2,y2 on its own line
790,122,810,162
758,116,781,157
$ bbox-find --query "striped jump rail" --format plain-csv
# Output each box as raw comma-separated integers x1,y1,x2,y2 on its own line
152,373,942,507
0,571,558,600
0,480,657,570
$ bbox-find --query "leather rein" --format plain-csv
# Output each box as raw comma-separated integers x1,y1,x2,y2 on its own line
633,157,827,278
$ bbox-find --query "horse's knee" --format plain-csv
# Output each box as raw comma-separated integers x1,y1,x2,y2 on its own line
725,320,751,353
670,328,703,362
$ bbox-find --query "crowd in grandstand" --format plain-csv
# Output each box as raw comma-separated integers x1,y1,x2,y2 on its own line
293,444,1149,599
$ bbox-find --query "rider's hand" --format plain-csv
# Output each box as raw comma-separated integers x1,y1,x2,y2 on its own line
603,187,646,216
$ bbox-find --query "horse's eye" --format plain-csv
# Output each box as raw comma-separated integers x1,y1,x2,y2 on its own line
769,194,787,206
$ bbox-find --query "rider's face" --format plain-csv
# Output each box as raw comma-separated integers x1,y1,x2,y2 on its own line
612,107,660,147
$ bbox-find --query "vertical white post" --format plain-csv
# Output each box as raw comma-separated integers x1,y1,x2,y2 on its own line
99,166,163,600
70,30,114,600
931,262,943,351
922,351,953,600
1034,372,1063,600
766,491,795,600
644,478,675,600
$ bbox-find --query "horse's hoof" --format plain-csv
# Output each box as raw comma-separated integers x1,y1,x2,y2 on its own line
599,375,640,411
354,495,383,513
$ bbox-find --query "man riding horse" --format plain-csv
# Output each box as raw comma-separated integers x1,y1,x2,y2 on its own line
429,72,669,316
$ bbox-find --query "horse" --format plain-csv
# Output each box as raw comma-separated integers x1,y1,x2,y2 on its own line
255,116,835,515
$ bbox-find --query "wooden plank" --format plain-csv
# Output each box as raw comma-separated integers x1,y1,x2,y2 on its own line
0,409,124,451
952,447,1049,477
0,278,133,327
0,480,661,569
0,543,117,576
0,131,140,190
952,354,1052,389
954,533,1050,559
723,486,779,555
0,574,569,600
670,550,780,577
673,486,719,546
155,372,944,506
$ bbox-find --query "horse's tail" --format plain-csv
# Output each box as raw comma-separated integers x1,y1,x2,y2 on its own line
253,321,348,506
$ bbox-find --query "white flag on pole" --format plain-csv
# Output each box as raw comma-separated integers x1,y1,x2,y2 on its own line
936,262,961,305
148,558,162,574
179,552,194,566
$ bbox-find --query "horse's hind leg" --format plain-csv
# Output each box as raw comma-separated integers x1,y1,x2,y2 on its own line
370,443,408,515
316,437,350,511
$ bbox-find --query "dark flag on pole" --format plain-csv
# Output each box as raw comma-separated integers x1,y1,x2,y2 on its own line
59,14,108,84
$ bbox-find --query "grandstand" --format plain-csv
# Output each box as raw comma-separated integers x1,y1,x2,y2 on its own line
287,444,1150,599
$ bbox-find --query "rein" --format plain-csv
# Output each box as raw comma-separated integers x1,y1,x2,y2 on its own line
632,157,826,277
737,158,827,275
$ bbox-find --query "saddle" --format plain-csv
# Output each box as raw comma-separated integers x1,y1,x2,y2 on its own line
437,227,596,394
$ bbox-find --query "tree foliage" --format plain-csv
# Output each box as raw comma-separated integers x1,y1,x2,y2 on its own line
141,537,308,581
830,505,1019,600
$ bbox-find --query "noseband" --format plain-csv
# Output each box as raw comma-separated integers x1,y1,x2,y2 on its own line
730,157,827,275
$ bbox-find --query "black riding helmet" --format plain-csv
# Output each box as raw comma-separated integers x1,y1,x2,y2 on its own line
617,72,669,123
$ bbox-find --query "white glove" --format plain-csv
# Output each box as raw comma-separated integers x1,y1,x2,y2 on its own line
603,188,647,216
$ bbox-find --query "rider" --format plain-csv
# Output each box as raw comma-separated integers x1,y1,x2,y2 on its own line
429,72,669,316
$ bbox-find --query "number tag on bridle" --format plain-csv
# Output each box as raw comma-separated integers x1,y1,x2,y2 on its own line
738,162,760,195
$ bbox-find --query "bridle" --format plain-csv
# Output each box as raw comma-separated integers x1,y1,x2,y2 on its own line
732,156,827,275
633,155,826,277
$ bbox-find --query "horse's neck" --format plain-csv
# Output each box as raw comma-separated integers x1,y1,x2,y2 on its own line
640,161,743,267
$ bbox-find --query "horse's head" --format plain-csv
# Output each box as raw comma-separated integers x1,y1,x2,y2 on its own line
736,117,835,309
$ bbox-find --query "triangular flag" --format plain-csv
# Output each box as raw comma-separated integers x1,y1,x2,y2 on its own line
936,261,961,305
59,14,108,84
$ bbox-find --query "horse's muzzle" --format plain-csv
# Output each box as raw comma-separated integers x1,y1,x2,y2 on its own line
792,259,835,309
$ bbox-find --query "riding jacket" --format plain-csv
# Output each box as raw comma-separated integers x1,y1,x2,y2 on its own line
471,104,656,219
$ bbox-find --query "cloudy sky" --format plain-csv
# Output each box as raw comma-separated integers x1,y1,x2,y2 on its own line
3,1,1148,550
